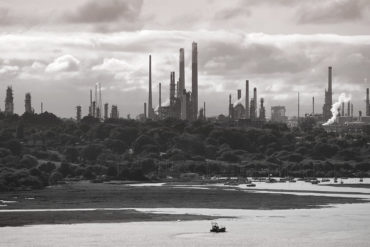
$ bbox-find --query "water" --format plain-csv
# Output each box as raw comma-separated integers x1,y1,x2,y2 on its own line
1,181,369,247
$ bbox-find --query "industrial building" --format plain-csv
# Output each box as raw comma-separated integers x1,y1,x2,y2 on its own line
145,42,200,121
88,83,103,119
110,105,119,119
322,66,333,121
271,106,288,123
4,86,14,115
227,80,266,127
25,93,33,114
76,106,81,122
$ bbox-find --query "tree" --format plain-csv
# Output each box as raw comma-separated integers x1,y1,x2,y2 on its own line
39,162,56,173
5,139,22,156
82,144,103,161
58,162,74,177
49,172,63,185
65,147,79,162
299,117,317,132
19,155,38,169
16,123,24,139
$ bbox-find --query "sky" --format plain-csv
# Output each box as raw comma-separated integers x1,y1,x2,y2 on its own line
0,0,370,118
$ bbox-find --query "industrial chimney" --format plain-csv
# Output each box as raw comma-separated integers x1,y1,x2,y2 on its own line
367,88,369,116
254,87,257,118
148,55,153,119
347,101,350,117
341,102,345,116
312,96,315,115
237,89,241,100
159,83,162,120
245,80,249,119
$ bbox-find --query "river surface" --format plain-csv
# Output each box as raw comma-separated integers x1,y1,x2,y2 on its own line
1,179,369,247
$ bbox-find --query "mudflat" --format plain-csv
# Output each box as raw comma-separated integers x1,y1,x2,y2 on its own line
0,182,364,227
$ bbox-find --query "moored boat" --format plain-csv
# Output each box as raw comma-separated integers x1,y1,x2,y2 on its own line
210,222,226,233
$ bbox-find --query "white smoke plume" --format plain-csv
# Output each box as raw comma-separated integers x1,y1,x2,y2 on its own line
322,93,351,126
233,95,245,107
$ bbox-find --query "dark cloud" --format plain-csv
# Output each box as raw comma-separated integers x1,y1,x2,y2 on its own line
214,0,370,26
297,0,365,24
63,0,143,24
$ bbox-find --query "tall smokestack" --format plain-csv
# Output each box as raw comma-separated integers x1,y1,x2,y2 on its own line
170,72,175,106
312,96,315,115
229,94,232,119
237,89,241,100
159,83,162,119
89,89,92,116
254,87,257,118
341,102,345,116
192,42,198,120
95,83,97,106
245,80,249,119
204,102,206,119
144,102,147,119
347,101,350,117
366,88,369,116
176,81,179,97
104,103,108,120
298,92,300,122
99,83,102,119
328,66,332,100
148,55,153,119
179,48,185,98
351,103,354,117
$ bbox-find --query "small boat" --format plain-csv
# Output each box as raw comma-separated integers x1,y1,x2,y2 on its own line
334,177,338,183
246,183,256,187
321,178,330,182
311,179,320,184
210,222,226,233
360,178,363,182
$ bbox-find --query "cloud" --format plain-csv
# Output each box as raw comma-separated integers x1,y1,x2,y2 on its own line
0,7,12,25
31,61,46,70
212,0,370,26
92,58,132,72
297,0,366,24
214,7,250,20
45,55,80,73
0,65,19,74
61,0,143,31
